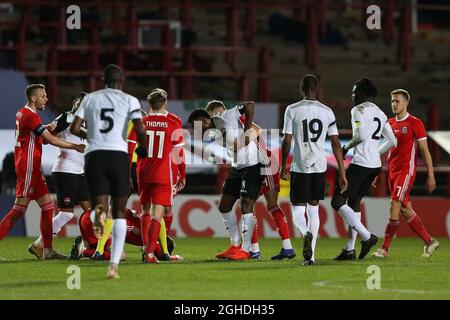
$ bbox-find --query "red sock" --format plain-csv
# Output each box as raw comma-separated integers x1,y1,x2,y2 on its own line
251,214,258,244
164,212,173,232
155,242,162,259
102,250,111,260
83,248,96,258
269,206,290,240
407,213,432,245
40,202,54,249
382,219,400,251
0,204,27,241
140,214,151,251
146,217,161,255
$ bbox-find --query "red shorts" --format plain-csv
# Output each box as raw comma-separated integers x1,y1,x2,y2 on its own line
16,171,49,200
259,171,281,196
79,210,112,249
139,182,173,206
388,173,416,207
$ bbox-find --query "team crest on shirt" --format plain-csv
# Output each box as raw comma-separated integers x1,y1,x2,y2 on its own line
402,126,408,134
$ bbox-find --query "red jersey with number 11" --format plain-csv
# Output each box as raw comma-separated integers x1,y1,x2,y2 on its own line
387,114,427,178
137,114,184,185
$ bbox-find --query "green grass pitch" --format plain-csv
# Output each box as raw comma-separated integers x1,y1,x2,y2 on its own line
0,237,449,300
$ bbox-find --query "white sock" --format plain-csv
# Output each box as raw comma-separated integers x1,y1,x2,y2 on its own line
110,219,126,265
282,239,293,250
250,242,260,253
36,211,74,246
307,204,320,261
292,205,308,236
338,205,370,241
241,213,256,252
222,211,240,246
345,211,361,251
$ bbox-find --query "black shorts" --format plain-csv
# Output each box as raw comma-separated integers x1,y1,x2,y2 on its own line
53,172,89,209
290,172,326,203
336,163,380,200
222,164,265,200
85,150,130,198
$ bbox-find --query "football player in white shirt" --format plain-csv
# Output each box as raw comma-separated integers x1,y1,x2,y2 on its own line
281,74,348,265
71,65,147,279
331,78,397,260
28,92,90,259
188,101,267,260
204,101,295,260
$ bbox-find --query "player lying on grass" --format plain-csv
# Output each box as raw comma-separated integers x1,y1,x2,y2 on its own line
68,207,182,261
372,89,439,258
0,84,85,260
188,101,269,260
205,100,295,260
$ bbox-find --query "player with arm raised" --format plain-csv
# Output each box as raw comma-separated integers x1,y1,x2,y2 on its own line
205,100,295,260
28,92,90,259
136,89,184,263
281,74,348,265
70,65,147,279
188,101,267,260
372,89,439,258
0,84,84,260
331,78,397,260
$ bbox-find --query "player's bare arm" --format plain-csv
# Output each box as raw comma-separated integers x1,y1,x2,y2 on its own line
70,116,87,140
330,135,348,192
42,129,85,153
132,118,148,157
418,139,436,193
280,133,292,180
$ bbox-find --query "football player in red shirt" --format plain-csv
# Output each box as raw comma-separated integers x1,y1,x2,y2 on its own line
373,89,439,258
135,89,184,263
68,208,182,261
128,89,185,258
0,84,85,259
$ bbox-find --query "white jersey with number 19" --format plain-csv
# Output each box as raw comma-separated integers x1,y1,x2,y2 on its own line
283,99,339,174
75,88,142,155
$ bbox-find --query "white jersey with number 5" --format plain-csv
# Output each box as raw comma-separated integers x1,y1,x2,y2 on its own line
75,88,142,155
283,99,339,173
350,101,391,168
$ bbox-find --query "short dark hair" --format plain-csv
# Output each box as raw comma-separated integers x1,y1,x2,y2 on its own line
205,100,226,114
188,109,211,126
300,74,318,94
25,84,45,100
390,89,410,102
354,78,378,98
147,88,167,109
103,64,124,84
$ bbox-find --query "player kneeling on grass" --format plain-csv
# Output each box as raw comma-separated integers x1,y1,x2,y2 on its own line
372,89,439,258
68,207,182,261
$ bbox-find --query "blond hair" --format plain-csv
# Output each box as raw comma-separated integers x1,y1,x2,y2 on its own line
390,89,410,102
